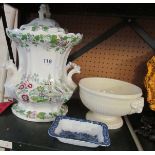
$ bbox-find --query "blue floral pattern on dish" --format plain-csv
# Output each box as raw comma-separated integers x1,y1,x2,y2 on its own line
48,116,110,147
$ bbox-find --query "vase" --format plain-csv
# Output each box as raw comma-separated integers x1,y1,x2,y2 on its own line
4,4,82,122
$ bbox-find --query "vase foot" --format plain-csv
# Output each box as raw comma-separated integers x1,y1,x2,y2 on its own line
86,111,123,129
12,104,68,122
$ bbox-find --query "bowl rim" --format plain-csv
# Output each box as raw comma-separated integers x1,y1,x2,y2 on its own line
79,77,142,99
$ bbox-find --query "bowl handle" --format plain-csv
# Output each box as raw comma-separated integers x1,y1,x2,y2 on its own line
129,97,144,114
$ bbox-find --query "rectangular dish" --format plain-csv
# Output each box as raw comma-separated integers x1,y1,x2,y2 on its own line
48,116,110,148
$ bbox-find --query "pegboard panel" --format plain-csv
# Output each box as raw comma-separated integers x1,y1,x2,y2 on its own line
72,24,154,88
52,14,155,89
74,26,154,88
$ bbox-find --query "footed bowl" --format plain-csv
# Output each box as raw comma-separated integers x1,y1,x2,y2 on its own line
79,77,144,129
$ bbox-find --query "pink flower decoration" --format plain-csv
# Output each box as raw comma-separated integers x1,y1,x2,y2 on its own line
22,94,29,102
19,84,24,89
28,83,32,88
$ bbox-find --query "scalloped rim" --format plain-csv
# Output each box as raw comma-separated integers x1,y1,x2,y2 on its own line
6,28,83,53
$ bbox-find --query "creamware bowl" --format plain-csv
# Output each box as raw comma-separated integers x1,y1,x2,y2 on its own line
79,77,144,129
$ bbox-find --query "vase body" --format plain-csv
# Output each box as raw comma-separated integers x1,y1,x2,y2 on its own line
5,5,82,122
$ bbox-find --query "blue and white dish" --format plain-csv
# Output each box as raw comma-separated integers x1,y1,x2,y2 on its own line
48,116,110,148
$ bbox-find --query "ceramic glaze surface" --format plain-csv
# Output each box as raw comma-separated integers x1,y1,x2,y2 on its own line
5,4,82,122
79,77,144,129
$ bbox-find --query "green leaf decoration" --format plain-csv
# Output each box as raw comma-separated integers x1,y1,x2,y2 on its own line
18,110,25,114
60,109,64,115
27,111,32,117
50,35,58,44
49,113,53,116
32,26,37,31
71,37,77,43
9,30,82,54
12,105,18,110
34,35,40,41
37,112,46,119
56,47,59,51
21,34,27,40
40,40,44,43
53,112,58,117
42,26,49,31
63,36,68,40
31,96,48,103
39,34,44,42
49,112,58,118
64,98,68,103
12,34,16,37
37,86,44,91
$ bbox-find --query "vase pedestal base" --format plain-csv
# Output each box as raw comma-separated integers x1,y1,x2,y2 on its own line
86,111,123,129
12,103,68,122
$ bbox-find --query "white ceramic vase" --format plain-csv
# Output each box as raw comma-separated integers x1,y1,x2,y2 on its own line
4,4,82,122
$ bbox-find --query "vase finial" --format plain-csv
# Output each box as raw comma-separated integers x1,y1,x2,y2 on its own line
38,4,51,20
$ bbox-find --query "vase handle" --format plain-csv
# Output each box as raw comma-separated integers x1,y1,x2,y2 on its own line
66,62,80,89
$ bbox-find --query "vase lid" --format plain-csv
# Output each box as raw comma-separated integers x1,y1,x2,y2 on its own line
19,4,66,34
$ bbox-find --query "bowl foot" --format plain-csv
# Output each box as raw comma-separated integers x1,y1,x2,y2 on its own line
86,111,123,129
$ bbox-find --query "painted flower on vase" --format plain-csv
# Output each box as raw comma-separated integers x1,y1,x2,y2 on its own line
22,94,29,102
19,84,25,89
28,83,32,88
